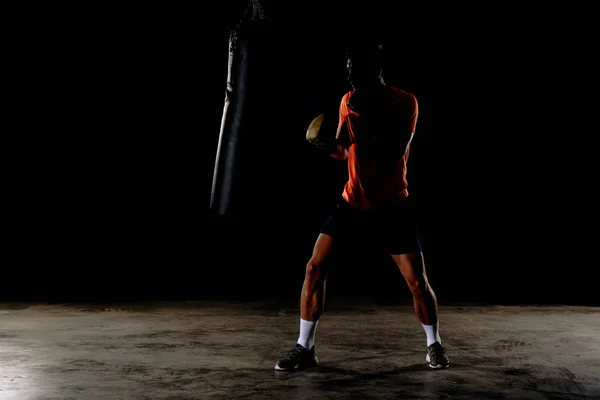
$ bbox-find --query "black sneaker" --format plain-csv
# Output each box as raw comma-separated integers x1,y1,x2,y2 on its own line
426,342,450,369
274,343,318,371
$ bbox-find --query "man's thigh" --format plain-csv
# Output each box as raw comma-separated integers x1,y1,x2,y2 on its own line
375,200,423,255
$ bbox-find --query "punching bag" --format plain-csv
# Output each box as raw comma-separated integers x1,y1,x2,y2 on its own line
210,0,277,220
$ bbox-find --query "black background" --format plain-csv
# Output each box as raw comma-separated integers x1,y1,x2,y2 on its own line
5,2,596,305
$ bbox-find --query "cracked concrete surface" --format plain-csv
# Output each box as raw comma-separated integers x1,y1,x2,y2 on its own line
1,301,599,399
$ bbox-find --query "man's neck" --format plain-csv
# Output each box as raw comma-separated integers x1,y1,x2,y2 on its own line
354,78,386,93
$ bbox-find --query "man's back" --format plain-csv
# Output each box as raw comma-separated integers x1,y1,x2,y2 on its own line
339,85,418,210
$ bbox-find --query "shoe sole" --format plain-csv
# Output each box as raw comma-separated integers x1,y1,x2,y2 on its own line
428,362,450,369
274,357,319,371
426,354,450,369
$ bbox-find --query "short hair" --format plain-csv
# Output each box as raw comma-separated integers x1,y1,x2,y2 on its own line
345,41,384,68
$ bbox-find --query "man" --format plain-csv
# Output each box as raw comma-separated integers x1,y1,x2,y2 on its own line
275,41,449,371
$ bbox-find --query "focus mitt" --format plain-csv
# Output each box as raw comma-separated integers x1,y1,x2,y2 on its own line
306,113,338,154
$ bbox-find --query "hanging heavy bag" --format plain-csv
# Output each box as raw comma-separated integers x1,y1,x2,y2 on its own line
210,1,273,220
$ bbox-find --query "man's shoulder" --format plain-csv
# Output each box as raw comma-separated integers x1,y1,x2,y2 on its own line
339,91,354,113
342,91,354,101
386,86,416,101
386,86,417,111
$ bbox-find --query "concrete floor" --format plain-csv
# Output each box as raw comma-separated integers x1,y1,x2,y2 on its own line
1,300,599,400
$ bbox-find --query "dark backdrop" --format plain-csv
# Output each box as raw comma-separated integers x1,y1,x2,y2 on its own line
6,2,595,305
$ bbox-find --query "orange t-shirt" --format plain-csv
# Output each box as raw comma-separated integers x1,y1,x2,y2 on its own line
338,86,418,210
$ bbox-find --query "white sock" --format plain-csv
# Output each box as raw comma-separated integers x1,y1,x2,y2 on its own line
422,322,441,347
297,318,318,349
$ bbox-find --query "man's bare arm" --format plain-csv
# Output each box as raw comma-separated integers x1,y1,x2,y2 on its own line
330,118,350,160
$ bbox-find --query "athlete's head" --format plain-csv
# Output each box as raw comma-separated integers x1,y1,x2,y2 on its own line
346,41,384,90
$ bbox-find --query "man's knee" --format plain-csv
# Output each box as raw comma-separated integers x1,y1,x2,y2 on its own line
405,274,429,294
305,259,326,282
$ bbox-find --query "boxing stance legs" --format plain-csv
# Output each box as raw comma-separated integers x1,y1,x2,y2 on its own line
298,234,441,349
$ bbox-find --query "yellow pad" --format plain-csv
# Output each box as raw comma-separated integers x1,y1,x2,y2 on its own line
306,113,325,141
306,113,338,152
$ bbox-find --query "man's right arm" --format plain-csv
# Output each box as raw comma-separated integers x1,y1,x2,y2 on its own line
329,93,352,160
329,118,350,160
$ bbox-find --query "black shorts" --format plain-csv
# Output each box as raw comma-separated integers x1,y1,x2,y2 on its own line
320,196,422,255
